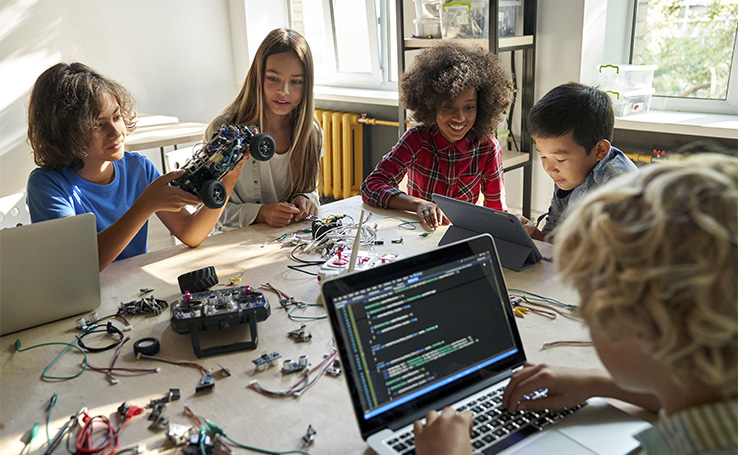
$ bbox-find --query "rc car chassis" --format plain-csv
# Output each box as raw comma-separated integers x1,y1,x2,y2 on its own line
171,123,276,209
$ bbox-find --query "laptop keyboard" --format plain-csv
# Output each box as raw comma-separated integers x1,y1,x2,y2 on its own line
384,388,587,455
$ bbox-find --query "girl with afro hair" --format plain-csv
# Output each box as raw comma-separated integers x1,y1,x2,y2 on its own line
360,42,513,229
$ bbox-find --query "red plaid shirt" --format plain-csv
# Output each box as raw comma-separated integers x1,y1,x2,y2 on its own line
361,124,506,210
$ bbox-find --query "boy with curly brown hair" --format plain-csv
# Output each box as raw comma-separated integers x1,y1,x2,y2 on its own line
414,152,738,455
360,42,513,229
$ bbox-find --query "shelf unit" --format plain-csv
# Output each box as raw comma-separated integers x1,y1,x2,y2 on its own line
395,0,537,217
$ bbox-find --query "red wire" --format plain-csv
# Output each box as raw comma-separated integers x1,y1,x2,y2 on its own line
76,415,116,454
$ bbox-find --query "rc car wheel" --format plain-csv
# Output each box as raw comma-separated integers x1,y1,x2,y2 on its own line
200,179,227,209
250,133,276,161
177,266,219,294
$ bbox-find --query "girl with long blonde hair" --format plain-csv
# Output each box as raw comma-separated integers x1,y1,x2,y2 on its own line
206,28,322,228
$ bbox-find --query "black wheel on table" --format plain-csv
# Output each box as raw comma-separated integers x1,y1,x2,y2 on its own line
250,133,276,161
177,266,219,294
200,179,227,209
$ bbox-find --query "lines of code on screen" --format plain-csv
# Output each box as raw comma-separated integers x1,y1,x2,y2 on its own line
337,255,515,414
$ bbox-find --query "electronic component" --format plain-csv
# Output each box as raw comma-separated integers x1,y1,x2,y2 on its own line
252,352,281,371
74,312,101,330
311,215,344,240
217,364,231,377
170,123,275,209
170,285,271,358
282,355,309,374
317,250,399,282
118,296,168,316
288,324,312,342
302,425,316,446
326,358,342,376
166,423,193,446
196,374,215,393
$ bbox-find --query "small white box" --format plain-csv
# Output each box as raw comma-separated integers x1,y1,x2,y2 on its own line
414,18,442,38
606,88,655,117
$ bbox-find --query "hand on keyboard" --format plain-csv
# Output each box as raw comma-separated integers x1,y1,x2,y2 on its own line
414,406,474,455
502,362,602,413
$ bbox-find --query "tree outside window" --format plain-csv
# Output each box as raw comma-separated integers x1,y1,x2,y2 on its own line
632,0,738,101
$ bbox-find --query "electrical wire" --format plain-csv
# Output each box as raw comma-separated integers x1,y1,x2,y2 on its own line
75,404,142,455
135,353,210,375
46,393,57,445
260,283,326,321
508,289,578,312
249,346,338,398
14,326,97,380
185,406,311,455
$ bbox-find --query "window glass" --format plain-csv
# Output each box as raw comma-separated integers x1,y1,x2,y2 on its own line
291,0,395,89
332,1,373,73
632,0,738,101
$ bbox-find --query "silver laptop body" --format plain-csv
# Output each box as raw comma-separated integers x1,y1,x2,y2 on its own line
1,213,101,335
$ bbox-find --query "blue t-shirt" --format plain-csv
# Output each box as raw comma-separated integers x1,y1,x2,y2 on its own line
26,152,160,261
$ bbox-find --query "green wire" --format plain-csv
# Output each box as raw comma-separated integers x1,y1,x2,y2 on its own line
373,216,422,231
46,393,57,444
221,433,311,455
14,327,93,380
288,303,327,320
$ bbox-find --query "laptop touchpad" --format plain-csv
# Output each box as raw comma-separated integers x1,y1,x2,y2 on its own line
493,431,597,455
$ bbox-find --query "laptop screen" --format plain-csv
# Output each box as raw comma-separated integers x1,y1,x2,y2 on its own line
323,234,527,438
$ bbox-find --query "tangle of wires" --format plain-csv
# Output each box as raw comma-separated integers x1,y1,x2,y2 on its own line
260,283,326,321
249,345,339,398
287,214,377,276
184,405,312,455
74,402,143,455
507,289,579,319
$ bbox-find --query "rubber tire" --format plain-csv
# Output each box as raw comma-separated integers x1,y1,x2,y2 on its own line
200,179,227,209
250,133,276,161
178,266,219,294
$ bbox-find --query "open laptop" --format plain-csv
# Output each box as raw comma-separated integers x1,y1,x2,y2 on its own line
0,213,101,336
322,234,650,455
432,194,542,271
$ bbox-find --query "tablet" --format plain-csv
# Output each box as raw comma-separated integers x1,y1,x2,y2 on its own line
432,194,542,271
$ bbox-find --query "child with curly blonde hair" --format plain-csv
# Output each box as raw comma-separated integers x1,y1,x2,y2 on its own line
415,152,738,455
361,42,513,229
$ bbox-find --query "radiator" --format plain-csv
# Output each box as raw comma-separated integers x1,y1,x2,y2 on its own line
315,110,363,200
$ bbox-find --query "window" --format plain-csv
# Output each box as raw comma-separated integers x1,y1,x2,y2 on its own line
290,0,398,90
630,0,738,113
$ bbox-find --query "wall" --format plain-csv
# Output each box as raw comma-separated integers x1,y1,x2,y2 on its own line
0,0,242,199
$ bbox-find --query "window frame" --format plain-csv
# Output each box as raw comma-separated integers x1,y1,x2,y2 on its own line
628,0,738,115
291,0,398,92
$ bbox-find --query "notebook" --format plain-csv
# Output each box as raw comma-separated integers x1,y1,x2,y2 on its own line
432,194,542,271
321,234,650,455
0,213,101,336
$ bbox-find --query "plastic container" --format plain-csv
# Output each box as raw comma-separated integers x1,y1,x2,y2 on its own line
598,64,657,91
441,1,488,39
440,1,521,39
498,0,521,37
414,0,441,20
414,18,442,38
606,88,655,117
